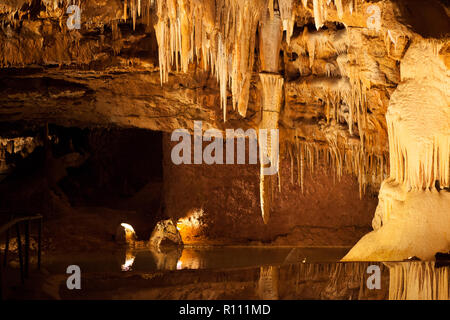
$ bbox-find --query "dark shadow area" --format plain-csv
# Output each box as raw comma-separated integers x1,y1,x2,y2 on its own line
0,124,164,243
394,0,450,38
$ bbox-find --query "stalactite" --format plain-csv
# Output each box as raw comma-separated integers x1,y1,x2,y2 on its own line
312,0,324,30
335,0,344,18
259,73,284,224
279,0,295,45
311,0,348,31
289,143,294,184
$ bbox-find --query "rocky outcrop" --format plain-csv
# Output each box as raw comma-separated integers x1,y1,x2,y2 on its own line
149,219,183,249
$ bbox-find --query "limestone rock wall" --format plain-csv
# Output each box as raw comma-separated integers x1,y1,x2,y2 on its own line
162,133,377,245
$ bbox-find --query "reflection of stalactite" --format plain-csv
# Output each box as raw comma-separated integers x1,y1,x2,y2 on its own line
258,266,279,300
387,262,449,300
281,262,388,300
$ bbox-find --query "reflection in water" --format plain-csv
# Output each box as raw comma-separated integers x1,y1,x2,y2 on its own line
176,248,201,269
278,262,389,300
258,266,279,300
268,262,449,300
148,246,183,270
50,247,450,300
386,262,449,300
121,250,136,272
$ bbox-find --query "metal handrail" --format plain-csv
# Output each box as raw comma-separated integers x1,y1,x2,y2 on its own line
0,214,43,300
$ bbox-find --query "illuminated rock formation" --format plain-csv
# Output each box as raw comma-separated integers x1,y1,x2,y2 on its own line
149,219,184,249
115,223,137,245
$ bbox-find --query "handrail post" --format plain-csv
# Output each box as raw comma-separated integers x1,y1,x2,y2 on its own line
16,223,24,284
37,218,42,270
3,229,9,267
24,220,30,278
0,246,3,300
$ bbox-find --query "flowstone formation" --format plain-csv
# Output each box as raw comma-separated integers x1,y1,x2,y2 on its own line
343,40,450,261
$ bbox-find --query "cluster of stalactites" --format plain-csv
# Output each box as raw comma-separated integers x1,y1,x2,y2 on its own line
284,132,388,198
154,0,273,121
297,26,371,150
258,266,279,299
122,0,154,30
302,0,366,31
278,0,296,45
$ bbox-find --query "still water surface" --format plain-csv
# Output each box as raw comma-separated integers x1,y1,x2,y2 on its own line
44,246,449,300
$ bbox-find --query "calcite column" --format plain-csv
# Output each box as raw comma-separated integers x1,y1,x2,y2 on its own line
258,12,283,224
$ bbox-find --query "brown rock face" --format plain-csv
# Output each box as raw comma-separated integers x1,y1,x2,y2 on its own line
163,134,377,246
